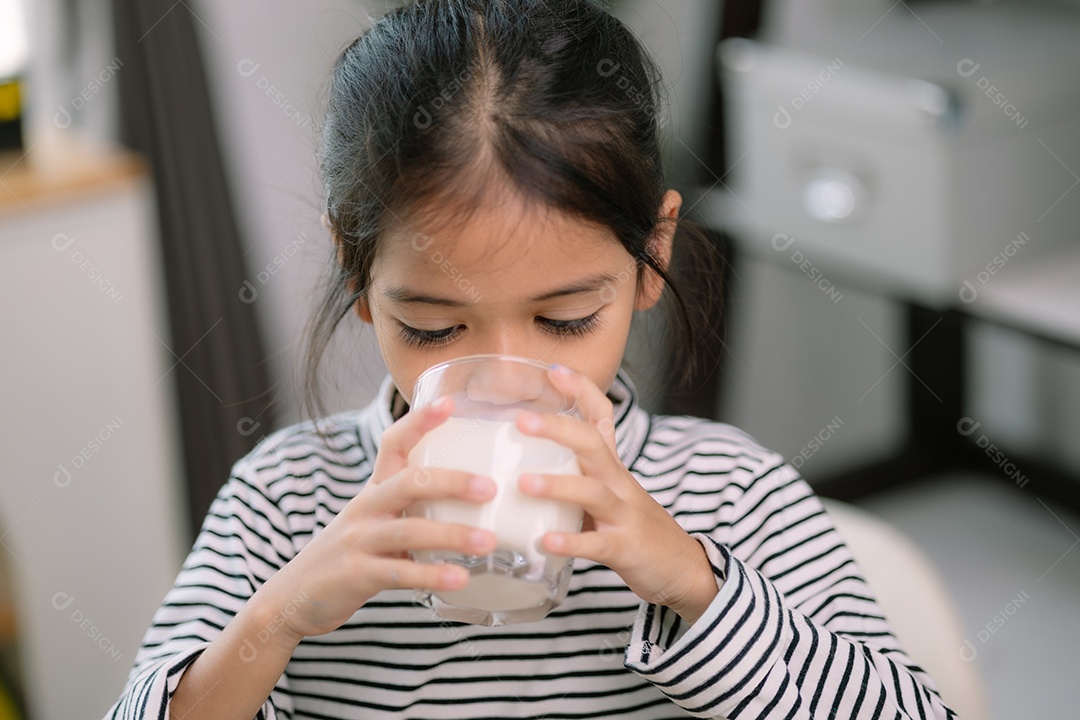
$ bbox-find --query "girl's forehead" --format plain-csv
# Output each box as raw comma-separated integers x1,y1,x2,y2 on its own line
376,198,625,276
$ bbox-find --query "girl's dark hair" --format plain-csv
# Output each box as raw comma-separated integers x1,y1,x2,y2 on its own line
305,0,723,422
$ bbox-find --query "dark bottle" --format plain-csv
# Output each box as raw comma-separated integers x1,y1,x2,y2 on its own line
0,77,23,151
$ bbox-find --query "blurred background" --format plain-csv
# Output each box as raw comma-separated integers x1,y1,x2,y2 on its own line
0,0,1078,717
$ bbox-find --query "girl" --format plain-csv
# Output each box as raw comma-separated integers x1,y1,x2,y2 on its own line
108,1,955,718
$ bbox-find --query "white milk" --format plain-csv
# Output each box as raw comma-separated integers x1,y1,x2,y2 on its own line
435,573,554,612
407,415,583,611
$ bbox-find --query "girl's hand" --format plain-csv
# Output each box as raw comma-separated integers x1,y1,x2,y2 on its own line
516,366,719,625
255,397,498,643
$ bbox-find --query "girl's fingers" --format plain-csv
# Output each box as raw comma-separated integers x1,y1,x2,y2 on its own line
370,396,455,481
539,528,618,565
520,472,619,523
547,365,617,453
516,411,611,473
360,517,496,556
360,466,495,518
366,556,471,593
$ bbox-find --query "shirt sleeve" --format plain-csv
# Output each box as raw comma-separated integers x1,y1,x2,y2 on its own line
103,459,296,719
624,458,958,720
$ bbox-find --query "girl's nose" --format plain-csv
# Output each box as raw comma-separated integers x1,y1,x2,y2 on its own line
462,336,548,406
485,331,538,364
464,363,543,406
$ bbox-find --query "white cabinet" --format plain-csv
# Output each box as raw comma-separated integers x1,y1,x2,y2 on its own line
717,5,1080,309
0,134,185,718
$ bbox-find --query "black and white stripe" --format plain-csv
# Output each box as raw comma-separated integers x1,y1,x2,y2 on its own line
106,370,956,719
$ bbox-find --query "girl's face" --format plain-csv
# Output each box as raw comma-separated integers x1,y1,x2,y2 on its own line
355,190,681,404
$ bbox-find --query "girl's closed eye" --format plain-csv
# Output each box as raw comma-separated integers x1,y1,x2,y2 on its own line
537,311,601,337
396,323,464,348
396,311,603,348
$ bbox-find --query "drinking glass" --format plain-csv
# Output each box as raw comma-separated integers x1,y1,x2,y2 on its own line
406,354,584,626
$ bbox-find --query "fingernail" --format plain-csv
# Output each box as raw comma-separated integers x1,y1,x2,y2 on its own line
547,533,565,551
550,363,572,377
442,566,467,587
468,476,493,497
431,396,452,413
521,473,544,493
470,530,493,550
519,411,542,432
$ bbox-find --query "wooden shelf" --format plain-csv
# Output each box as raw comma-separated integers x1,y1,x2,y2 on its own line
0,131,145,217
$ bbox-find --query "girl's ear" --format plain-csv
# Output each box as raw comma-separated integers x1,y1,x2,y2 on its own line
634,189,681,311
325,212,375,325
355,295,374,324
325,213,347,268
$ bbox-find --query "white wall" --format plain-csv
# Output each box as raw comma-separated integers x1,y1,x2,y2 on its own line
0,171,187,719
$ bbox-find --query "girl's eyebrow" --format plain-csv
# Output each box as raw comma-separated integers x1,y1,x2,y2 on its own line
384,272,621,307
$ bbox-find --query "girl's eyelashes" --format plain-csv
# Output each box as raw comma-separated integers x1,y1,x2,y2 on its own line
536,312,601,337
396,311,602,348
397,323,463,348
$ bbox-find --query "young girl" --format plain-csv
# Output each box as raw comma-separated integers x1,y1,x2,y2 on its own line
108,1,955,718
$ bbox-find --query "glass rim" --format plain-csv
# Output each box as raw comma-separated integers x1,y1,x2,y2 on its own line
415,354,556,385
413,354,576,415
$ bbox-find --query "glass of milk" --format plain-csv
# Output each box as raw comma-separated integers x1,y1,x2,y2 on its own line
406,354,585,626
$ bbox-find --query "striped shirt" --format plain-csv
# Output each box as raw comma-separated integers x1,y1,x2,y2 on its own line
106,370,955,719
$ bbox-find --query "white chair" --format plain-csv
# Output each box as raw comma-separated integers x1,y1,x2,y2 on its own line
822,499,989,720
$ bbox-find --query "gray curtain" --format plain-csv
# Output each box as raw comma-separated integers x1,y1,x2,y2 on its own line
111,0,277,539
